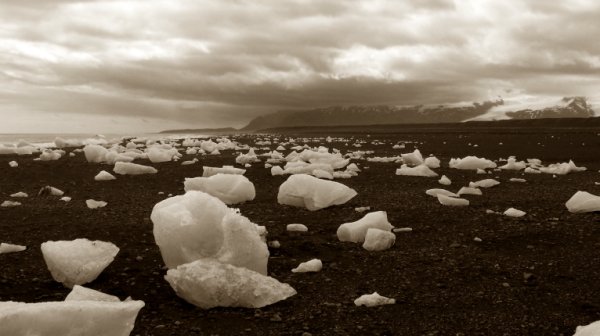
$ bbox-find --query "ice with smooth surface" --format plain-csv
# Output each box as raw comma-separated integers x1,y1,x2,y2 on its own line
0,300,144,336
426,189,458,198
362,228,396,251
184,174,255,205
504,208,526,217
95,170,116,181
354,292,395,307
41,239,119,288
65,285,120,302
286,224,308,232
565,191,600,213
292,259,322,273
337,211,394,243
437,194,469,206
113,162,157,175
449,156,497,170
165,259,296,309
86,199,107,209
1,201,21,207
469,179,500,188
395,164,438,177
202,166,246,177
574,320,600,336
83,144,109,163
457,187,482,196
277,174,357,211
151,191,269,273
10,192,28,198
0,243,26,254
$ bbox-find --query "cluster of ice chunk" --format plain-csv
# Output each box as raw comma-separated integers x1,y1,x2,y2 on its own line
278,174,357,211
337,212,394,243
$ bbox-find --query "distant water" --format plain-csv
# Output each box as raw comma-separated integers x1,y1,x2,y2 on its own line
0,133,210,146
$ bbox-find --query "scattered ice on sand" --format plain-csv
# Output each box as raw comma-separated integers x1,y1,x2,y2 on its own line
540,160,586,175
286,224,308,232
354,292,395,307
437,194,469,206
1,201,21,207
278,174,357,211
509,178,527,183
95,170,116,181
60,196,72,202
469,179,500,188
362,228,396,251
0,243,26,254
8,161,17,168
574,320,600,336
151,191,269,273
164,259,296,309
449,156,497,170
292,259,322,273
396,164,438,177
504,208,526,217
65,285,120,302
457,187,482,196
337,211,394,243
86,199,107,209
202,166,246,177
499,157,526,170
0,300,144,336
10,192,28,198
184,174,255,205
113,162,157,175
438,175,451,185
426,189,458,198
41,239,119,288
565,191,600,213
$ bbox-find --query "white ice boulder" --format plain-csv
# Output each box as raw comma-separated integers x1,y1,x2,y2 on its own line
277,174,357,211
574,320,600,336
146,146,178,163
337,211,394,243
469,179,500,188
286,224,308,232
113,162,157,175
438,175,451,185
0,243,26,254
83,144,109,163
424,156,441,169
183,174,255,205
151,191,269,273
362,228,396,251
0,300,144,336
354,292,395,307
271,166,284,176
504,208,526,217
449,156,497,170
165,259,296,309
40,239,119,288
401,149,424,166
565,191,600,213
437,194,469,206
395,164,438,177
65,285,120,302
292,259,322,273
202,166,246,177
86,199,107,209
95,170,116,181
457,187,482,196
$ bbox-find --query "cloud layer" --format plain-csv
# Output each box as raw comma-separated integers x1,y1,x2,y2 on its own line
1,0,599,132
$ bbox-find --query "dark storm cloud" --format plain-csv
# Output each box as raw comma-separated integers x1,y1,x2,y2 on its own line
1,0,599,132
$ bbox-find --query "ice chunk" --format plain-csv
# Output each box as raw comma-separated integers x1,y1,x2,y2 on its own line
354,292,395,307
438,175,451,185
151,191,269,273
355,206,371,212
8,161,18,168
426,189,458,198
164,259,296,309
277,174,357,211
565,191,600,213
291,259,322,273
60,196,72,202
0,243,26,254
40,239,119,288
0,300,144,336
184,174,255,205
504,208,526,217
424,156,441,169
271,166,284,176
395,164,438,177
95,170,116,181
457,187,482,196
499,157,526,170
540,160,586,175
147,146,178,163
202,166,246,177
65,285,120,302
449,156,497,170
509,178,527,183
83,144,109,163
437,194,469,206
574,320,600,336
312,169,333,179
337,211,393,243
38,186,65,196
401,149,424,166
286,224,308,232
469,179,500,188
362,228,396,251
113,162,157,175
1,201,21,207
9,192,28,198
86,199,107,209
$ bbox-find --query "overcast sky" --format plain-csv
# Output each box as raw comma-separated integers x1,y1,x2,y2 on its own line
1,0,599,133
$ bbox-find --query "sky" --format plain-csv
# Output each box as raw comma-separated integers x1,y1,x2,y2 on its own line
1,0,599,133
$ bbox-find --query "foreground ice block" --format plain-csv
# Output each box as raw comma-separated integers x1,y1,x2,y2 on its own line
362,228,396,251
337,211,394,243
277,174,357,211
41,239,119,288
151,191,268,273
574,320,600,336
65,285,120,302
165,259,296,309
113,162,157,175
565,191,600,213
291,259,322,273
354,292,395,307
0,300,144,336
184,174,255,205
